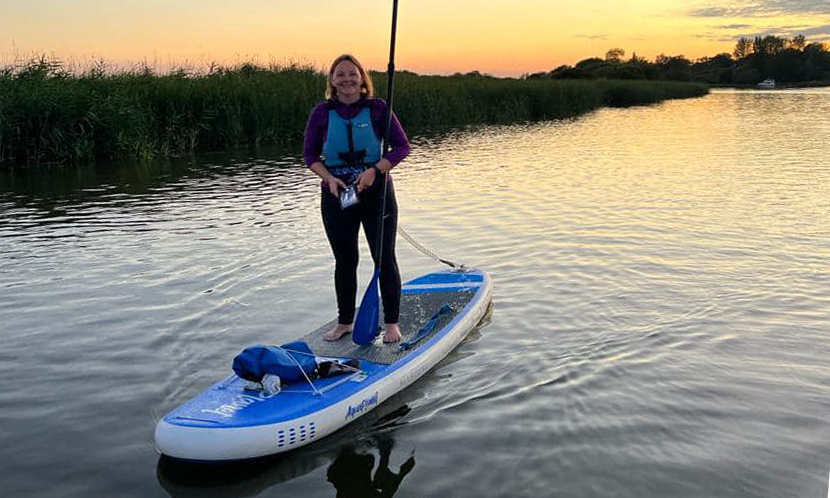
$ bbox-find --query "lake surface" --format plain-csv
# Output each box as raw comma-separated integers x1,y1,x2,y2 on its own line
2,88,830,498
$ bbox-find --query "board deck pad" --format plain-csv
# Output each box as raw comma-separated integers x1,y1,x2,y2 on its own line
301,289,476,365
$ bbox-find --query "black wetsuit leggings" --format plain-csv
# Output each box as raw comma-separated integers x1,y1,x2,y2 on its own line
321,179,401,325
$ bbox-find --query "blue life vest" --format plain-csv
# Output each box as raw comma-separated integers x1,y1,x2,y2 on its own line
323,107,382,183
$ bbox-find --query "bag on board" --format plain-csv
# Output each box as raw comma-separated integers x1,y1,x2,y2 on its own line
232,341,317,383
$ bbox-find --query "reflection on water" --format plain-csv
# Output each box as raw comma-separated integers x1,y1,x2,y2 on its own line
2,89,830,498
157,405,414,498
326,437,416,498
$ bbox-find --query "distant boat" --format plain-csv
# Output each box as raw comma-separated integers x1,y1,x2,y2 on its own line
757,78,776,89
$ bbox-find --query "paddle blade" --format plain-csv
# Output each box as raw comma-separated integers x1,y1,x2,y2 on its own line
353,271,381,345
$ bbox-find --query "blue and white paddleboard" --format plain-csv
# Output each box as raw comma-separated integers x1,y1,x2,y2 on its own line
155,267,492,461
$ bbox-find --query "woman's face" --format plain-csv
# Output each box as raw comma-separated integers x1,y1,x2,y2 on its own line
331,60,363,103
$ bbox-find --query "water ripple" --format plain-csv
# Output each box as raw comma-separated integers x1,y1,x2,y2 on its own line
3,90,830,498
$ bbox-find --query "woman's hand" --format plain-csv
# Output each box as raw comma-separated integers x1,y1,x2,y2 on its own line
308,162,347,197
356,159,391,192
327,176,347,197
356,167,377,192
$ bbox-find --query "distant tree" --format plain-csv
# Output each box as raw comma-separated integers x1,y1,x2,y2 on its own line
734,38,752,59
714,53,734,66
575,57,611,78
550,64,570,75
627,52,660,79
788,35,807,51
656,55,692,81
732,63,760,84
803,42,830,80
551,64,590,79
711,53,735,83
748,35,787,78
753,35,786,57
692,53,734,83
775,48,807,82
803,42,829,57
575,57,608,72
614,64,645,79
640,62,662,80
532,34,823,85
695,53,733,68
605,48,625,63
593,64,619,79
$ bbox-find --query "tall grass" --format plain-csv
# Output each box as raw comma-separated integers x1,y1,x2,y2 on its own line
0,60,708,168
381,72,708,127
0,59,322,166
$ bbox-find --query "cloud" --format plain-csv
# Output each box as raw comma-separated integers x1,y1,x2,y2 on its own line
690,1,830,44
689,0,830,18
691,7,745,17
734,24,830,38
707,24,830,44
797,24,830,40
574,34,609,40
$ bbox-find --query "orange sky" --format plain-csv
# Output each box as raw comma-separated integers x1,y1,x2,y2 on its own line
1,0,828,76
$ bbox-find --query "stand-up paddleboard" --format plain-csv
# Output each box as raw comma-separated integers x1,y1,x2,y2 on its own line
155,267,492,462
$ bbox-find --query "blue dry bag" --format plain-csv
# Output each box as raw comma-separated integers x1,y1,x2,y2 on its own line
232,341,317,383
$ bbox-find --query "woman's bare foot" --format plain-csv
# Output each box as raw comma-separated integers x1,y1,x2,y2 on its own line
323,323,353,341
383,323,402,343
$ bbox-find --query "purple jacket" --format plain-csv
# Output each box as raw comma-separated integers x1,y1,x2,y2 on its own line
303,97,410,168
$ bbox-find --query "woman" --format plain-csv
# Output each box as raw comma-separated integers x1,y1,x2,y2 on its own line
304,54,410,343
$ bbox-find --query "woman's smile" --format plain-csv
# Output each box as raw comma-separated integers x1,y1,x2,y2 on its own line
332,60,363,103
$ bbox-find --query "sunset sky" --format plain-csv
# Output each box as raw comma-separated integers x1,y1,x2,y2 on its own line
2,0,829,76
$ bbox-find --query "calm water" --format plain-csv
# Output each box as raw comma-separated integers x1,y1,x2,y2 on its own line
2,88,830,498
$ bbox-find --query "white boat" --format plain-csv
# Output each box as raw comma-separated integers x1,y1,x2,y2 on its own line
757,78,776,89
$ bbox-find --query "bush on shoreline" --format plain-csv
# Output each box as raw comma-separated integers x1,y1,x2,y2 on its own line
530,36,830,86
0,59,708,168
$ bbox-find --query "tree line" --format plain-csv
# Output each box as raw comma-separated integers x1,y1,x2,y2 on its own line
527,35,830,86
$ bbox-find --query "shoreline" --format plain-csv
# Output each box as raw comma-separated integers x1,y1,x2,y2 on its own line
710,80,830,90
0,63,708,169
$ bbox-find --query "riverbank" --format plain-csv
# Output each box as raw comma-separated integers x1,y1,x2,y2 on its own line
0,62,708,168
711,80,830,90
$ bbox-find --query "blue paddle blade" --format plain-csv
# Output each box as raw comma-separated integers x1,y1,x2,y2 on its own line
353,270,381,345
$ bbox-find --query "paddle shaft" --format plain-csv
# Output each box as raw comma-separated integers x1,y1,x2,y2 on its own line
374,0,399,270
353,0,400,344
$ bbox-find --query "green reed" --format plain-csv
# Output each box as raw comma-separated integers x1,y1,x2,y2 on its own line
380,73,707,126
0,60,707,168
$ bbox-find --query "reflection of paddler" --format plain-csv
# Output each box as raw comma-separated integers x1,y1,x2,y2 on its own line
326,438,415,498
373,438,415,498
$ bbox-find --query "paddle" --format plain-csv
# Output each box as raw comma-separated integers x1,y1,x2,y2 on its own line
353,0,400,346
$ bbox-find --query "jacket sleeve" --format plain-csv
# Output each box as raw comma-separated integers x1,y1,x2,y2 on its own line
372,99,410,166
303,103,329,166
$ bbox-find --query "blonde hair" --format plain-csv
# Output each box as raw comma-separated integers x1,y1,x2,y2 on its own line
326,54,374,100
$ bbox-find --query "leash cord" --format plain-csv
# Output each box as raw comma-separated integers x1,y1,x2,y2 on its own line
397,226,463,269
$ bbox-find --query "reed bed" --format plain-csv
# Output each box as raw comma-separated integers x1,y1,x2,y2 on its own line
0,61,708,168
